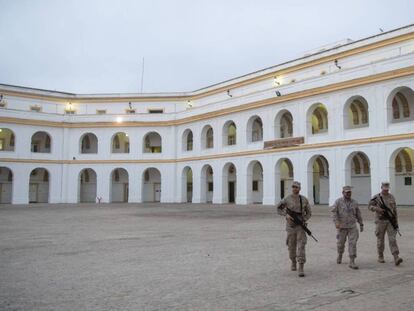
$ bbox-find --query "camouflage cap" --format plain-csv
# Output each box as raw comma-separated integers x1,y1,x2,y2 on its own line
342,185,352,192
292,181,301,188
381,182,390,189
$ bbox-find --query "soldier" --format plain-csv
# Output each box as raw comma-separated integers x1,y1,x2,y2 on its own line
331,186,364,269
368,182,403,265
277,181,312,277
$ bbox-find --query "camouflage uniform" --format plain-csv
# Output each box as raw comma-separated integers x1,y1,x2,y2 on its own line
277,194,312,264
368,193,400,257
331,197,363,258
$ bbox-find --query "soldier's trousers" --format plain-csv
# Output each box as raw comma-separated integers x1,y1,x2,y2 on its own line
286,225,307,264
337,227,359,258
375,220,399,255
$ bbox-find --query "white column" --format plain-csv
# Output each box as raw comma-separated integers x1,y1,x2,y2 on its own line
97,167,110,203
236,171,248,205
328,150,341,206
12,165,29,204
192,167,202,203
128,168,141,203
49,166,62,203
262,159,276,205
212,164,224,204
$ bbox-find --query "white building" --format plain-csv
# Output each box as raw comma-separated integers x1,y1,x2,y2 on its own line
1,24,414,206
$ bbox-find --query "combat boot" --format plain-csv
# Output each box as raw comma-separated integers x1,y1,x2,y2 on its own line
393,254,403,266
349,256,359,270
378,253,385,263
298,263,305,277
291,260,297,271
337,253,343,264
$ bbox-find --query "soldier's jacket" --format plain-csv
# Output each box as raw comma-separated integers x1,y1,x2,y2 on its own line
277,194,312,223
331,197,363,228
368,193,398,223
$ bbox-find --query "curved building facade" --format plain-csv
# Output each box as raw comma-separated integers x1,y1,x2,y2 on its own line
1,25,414,205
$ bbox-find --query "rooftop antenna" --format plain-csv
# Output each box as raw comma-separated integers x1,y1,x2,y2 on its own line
140,57,145,93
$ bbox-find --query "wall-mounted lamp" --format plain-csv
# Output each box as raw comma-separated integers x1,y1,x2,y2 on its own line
334,59,342,69
187,100,193,108
128,102,132,109
275,91,282,97
116,116,123,123
0,94,6,106
274,77,281,86
227,90,233,97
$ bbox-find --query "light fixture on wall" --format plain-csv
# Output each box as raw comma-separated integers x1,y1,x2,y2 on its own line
0,94,6,107
128,102,133,109
227,90,233,97
334,59,342,69
187,100,193,108
274,76,281,86
116,116,123,123
275,91,282,97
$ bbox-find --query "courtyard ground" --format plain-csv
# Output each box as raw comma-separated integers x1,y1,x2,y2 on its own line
0,203,413,311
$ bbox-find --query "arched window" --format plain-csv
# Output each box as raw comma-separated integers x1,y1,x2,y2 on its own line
247,116,263,142
0,128,15,152
223,121,237,146
143,132,162,153
309,104,328,134
111,132,129,153
389,87,414,123
206,127,214,148
280,112,293,138
31,131,52,153
182,130,193,151
80,133,98,154
345,97,369,129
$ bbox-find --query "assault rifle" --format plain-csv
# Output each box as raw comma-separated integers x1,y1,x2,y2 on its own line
285,207,318,242
371,196,402,236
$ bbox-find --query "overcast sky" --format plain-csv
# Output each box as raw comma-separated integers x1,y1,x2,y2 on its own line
0,0,413,94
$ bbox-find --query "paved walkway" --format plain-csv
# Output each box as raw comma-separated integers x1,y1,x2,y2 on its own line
1,203,413,310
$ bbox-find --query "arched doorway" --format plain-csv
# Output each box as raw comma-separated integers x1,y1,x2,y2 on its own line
142,168,161,202
143,132,162,153
223,121,237,146
110,168,129,202
308,155,329,204
246,160,263,204
79,168,97,203
275,158,294,200
222,163,237,203
0,167,13,203
182,166,193,202
200,164,213,203
390,147,414,205
388,87,414,123
29,168,49,203
345,152,371,203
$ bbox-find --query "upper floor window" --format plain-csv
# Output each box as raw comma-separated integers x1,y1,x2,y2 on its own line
344,96,369,129
80,133,98,154
223,121,237,146
389,87,414,123
309,104,328,134
112,132,129,153
0,128,15,152
201,125,214,149
247,116,263,143
182,129,193,151
275,110,293,138
143,132,162,153
31,131,51,153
